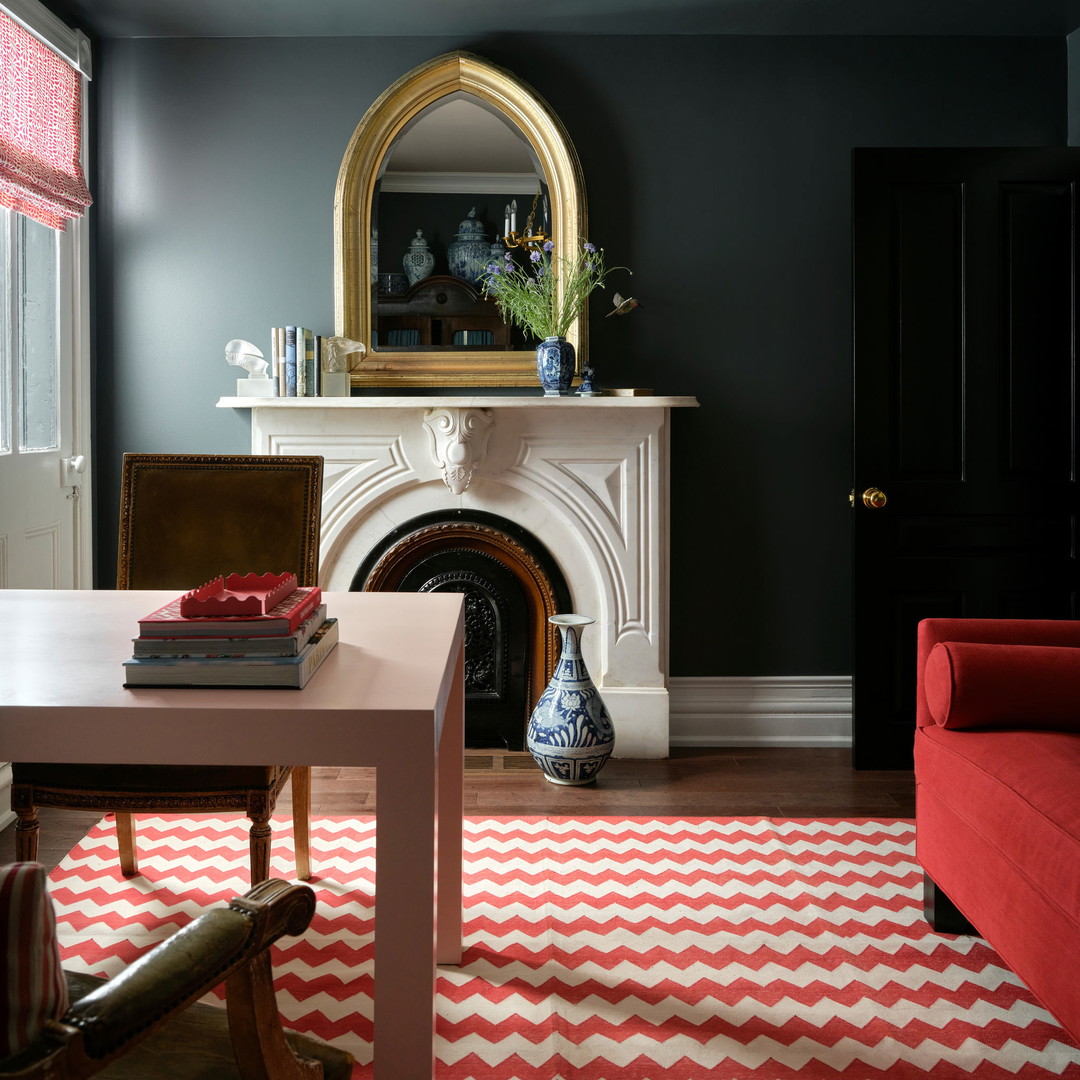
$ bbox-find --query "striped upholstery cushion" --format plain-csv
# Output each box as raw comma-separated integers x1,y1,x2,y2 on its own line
0,863,68,1059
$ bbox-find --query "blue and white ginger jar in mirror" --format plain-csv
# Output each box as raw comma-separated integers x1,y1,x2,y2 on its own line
447,207,490,286
527,615,615,785
403,229,435,287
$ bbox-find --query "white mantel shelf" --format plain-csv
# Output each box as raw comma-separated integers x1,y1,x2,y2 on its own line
220,391,698,758
218,395,698,409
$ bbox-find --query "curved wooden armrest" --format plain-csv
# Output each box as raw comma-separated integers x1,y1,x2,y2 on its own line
63,880,315,1064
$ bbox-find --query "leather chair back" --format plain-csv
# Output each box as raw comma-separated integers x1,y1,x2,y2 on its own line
116,453,323,590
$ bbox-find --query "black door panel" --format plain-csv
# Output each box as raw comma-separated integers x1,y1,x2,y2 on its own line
852,148,1080,768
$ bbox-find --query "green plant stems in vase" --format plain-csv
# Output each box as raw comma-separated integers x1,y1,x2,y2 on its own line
481,241,630,395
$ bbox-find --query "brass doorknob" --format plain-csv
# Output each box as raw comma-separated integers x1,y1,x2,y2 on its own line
861,487,887,509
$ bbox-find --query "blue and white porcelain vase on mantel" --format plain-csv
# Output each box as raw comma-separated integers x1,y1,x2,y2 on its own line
536,336,575,396
527,615,615,785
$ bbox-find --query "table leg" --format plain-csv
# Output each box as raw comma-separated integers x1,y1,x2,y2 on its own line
371,622,464,1078
374,738,439,1079
437,636,464,965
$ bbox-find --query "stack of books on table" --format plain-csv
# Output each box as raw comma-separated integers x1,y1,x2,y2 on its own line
122,572,338,689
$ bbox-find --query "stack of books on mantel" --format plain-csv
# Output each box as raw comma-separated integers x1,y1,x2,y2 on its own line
122,572,338,689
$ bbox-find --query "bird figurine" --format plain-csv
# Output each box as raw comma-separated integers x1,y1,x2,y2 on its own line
607,292,641,317
224,338,269,378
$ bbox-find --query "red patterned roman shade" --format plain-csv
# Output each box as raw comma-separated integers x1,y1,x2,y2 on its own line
0,9,91,229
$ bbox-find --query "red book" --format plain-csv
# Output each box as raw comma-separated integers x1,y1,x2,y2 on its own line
138,586,323,639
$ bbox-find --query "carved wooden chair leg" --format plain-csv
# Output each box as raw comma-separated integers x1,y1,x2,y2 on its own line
226,948,324,1080
248,812,273,884
14,803,40,862
291,766,312,881
116,812,139,876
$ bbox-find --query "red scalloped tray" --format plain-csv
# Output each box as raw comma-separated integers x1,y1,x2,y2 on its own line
178,572,298,617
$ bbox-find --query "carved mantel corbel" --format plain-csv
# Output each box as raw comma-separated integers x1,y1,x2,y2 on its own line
423,407,495,493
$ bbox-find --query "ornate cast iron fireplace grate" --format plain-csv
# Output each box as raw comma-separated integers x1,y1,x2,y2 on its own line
352,510,571,749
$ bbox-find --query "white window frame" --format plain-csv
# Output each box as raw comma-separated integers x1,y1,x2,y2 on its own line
63,139,93,589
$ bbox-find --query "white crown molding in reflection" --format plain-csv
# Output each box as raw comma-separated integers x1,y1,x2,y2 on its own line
381,170,539,195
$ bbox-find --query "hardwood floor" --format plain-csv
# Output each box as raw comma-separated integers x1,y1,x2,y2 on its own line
1,748,915,874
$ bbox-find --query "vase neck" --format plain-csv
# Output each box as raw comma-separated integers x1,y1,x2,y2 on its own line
559,624,584,658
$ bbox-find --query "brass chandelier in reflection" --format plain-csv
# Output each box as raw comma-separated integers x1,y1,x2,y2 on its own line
502,190,549,251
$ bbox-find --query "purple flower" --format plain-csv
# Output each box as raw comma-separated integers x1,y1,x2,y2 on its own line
529,250,541,262
504,251,514,261
486,263,501,274
583,242,596,253
543,240,554,252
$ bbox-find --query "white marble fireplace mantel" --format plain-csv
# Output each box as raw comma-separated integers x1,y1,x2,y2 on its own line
218,394,698,756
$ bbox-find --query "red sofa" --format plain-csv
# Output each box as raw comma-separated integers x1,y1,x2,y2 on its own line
915,617,1080,1044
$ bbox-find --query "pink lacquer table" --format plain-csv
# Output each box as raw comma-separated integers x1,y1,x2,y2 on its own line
0,589,465,1079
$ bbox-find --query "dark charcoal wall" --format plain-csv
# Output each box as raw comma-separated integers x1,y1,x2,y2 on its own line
1071,29,1080,144
90,34,1064,675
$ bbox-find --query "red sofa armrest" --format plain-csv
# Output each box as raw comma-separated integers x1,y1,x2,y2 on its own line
916,618,1080,729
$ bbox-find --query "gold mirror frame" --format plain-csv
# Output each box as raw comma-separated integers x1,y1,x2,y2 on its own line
334,51,587,387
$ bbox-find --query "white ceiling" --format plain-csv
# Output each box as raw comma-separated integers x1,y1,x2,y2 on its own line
55,0,1080,38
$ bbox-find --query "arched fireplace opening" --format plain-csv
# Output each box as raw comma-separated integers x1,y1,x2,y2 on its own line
351,510,572,750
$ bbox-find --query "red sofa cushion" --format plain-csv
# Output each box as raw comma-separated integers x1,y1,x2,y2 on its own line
924,641,1080,731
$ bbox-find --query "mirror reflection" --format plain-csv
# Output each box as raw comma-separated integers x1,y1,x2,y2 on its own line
371,93,547,351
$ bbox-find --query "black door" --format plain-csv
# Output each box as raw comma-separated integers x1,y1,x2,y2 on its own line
852,148,1080,769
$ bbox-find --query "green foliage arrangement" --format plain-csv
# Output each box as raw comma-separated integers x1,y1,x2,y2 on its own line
480,240,630,341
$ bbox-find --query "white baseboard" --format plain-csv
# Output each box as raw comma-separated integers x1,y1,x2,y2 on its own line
0,761,13,832
668,676,851,748
0,686,848,819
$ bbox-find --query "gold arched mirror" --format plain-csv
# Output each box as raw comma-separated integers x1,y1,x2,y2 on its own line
334,51,587,387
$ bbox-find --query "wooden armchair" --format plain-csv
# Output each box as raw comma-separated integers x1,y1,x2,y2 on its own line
12,453,324,884
0,867,352,1079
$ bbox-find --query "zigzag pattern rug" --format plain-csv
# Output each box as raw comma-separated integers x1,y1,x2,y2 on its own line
46,815,1080,1079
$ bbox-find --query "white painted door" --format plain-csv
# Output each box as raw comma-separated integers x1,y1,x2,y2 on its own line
0,206,89,588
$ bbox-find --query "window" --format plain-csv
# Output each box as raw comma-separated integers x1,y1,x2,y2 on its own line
0,205,59,455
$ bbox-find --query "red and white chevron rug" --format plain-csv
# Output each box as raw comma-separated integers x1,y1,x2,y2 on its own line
46,815,1080,1079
